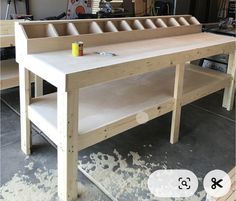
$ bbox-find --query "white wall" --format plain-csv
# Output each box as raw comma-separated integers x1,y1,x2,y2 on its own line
30,0,67,19
1,0,68,20
1,0,26,19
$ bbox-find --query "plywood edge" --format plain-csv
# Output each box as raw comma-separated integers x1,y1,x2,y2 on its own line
16,15,194,26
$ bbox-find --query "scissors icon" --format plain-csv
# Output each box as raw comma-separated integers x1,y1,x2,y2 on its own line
211,177,223,189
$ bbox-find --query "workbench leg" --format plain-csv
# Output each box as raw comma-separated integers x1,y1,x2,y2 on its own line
19,65,32,155
57,89,78,201
223,51,236,111
170,63,185,144
34,75,43,97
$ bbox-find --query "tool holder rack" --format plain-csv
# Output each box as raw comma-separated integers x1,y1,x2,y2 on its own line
15,15,201,56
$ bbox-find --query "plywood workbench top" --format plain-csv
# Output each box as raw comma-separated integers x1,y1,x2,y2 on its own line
22,32,235,76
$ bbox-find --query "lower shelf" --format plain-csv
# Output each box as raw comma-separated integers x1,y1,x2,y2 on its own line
28,64,231,150
0,59,34,90
0,59,19,90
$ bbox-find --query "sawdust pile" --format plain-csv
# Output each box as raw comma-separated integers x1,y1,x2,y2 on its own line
1,148,206,201
79,147,206,201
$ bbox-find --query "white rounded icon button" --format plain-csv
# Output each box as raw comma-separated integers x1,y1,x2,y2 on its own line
203,170,231,198
148,169,198,198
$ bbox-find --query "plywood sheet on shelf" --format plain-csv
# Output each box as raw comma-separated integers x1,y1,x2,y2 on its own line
28,64,230,147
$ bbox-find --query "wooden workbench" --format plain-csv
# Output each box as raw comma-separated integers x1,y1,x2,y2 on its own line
0,20,18,90
0,20,35,90
15,15,236,201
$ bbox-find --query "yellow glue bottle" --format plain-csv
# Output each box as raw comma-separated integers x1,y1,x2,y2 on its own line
72,42,79,57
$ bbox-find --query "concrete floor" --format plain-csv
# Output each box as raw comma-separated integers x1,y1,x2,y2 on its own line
0,85,235,201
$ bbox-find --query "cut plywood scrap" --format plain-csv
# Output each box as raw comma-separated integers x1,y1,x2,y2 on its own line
27,64,231,149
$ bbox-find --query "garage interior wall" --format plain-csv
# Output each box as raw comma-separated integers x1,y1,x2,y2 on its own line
176,0,191,15
0,0,68,19
176,0,221,23
0,0,224,22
